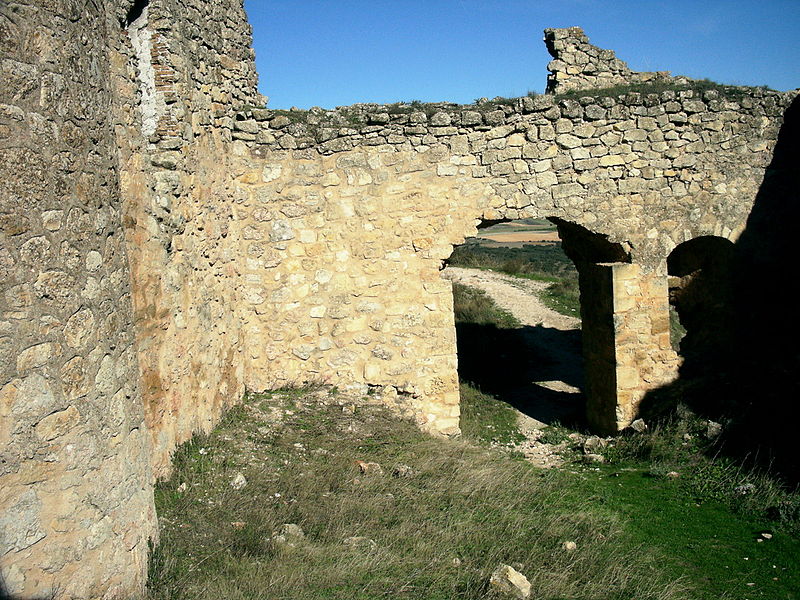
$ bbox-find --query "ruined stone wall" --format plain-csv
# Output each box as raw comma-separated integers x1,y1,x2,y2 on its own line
1,0,263,594
1,8,796,597
1,2,155,597
229,84,793,434
544,27,673,94
114,0,263,476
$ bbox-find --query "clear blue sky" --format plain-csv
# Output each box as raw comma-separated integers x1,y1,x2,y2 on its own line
243,0,800,109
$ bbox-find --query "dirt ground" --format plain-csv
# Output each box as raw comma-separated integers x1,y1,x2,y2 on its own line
443,267,578,331
442,267,585,468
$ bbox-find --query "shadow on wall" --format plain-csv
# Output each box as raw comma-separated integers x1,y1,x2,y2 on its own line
640,95,800,482
0,582,54,600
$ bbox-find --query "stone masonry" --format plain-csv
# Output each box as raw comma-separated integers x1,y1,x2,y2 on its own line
544,26,673,94
229,83,790,437
1,2,156,597
1,4,796,597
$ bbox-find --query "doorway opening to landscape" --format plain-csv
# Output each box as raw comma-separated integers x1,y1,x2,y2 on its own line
441,217,585,436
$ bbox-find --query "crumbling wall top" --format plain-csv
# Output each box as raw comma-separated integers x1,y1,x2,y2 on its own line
544,26,672,94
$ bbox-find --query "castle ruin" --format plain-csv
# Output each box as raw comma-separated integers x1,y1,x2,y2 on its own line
1,1,796,597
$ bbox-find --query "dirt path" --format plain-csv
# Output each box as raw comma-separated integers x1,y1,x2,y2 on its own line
442,268,581,391
442,267,578,331
442,266,585,468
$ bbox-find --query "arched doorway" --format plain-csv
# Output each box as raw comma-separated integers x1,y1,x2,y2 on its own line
667,236,735,377
442,217,585,431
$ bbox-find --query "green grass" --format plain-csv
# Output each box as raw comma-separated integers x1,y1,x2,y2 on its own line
449,242,581,318
541,278,580,317
552,78,775,102
148,391,690,600
601,416,800,530
448,246,800,599
459,381,525,446
147,389,800,600
452,282,520,329
560,465,800,600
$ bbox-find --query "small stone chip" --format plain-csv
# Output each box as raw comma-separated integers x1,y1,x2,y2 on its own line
231,472,248,490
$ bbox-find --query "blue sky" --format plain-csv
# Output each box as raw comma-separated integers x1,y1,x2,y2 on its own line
243,0,800,109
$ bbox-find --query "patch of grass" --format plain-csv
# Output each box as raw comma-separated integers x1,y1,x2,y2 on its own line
541,276,580,317
669,306,686,351
601,414,800,536
538,423,573,446
148,392,690,600
552,78,775,103
459,381,525,445
561,464,800,600
452,282,520,329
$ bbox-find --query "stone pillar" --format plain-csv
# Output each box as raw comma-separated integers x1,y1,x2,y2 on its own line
580,263,680,434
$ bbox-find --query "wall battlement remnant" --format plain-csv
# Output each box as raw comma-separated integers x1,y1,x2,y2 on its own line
1,5,796,597
544,26,674,94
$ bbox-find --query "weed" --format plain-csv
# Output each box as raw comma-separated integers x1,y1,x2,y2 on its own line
148,394,690,600
552,78,776,103
452,282,520,329
459,381,525,445
542,276,580,316
538,423,572,446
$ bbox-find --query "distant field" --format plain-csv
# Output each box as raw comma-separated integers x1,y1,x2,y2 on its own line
476,218,560,247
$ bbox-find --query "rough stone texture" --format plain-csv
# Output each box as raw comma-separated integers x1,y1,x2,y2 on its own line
490,564,532,599
1,0,262,596
544,26,673,94
1,2,156,597
229,82,793,437
1,7,797,597
112,0,263,477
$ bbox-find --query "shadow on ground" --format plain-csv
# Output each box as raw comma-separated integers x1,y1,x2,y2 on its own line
456,321,586,428
640,95,800,484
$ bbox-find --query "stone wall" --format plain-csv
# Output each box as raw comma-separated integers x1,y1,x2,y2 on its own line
228,82,793,435
544,27,673,94
1,2,155,597
113,0,263,476
1,0,263,595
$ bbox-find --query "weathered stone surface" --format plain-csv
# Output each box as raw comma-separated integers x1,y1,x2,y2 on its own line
1,0,260,596
1,5,794,598
490,564,531,599
544,27,672,95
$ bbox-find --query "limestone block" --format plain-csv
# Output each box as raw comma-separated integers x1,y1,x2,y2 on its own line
64,308,96,349
556,133,581,149
34,405,81,441
552,182,583,199
17,342,58,372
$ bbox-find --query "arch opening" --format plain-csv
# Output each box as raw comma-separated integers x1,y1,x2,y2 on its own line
443,217,584,433
667,236,735,376
441,217,635,435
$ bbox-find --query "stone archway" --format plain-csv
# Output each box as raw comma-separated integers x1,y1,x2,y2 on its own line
442,217,585,427
667,236,736,372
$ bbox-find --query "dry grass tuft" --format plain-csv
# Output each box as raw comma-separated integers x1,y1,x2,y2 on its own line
147,389,689,600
